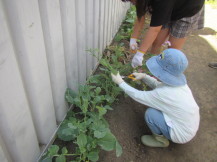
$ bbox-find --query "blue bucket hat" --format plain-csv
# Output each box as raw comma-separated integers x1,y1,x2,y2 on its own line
146,48,188,86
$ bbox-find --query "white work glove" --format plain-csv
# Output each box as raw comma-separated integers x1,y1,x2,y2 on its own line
132,72,146,80
111,72,124,85
131,50,144,68
130,38,138,51
162,40,171,47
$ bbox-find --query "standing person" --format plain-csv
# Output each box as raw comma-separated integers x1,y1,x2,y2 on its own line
121,0,205,68
111,49,200,147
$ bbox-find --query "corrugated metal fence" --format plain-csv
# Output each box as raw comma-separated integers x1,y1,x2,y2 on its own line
0,0,130,161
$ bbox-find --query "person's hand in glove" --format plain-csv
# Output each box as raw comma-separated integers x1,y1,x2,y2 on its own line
130,38,138,53
111,72,124,85
132,72,146,80
131,50,145,68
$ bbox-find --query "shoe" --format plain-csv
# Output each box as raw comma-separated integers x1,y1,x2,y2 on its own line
141,134,169,147
208,62,217,69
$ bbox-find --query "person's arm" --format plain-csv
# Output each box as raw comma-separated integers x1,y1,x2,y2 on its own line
133,72,162,89
119,82,158,107
131,26,162,68
131,16,146,39
129,16,146,52
142,74,162,89
111,72,165,111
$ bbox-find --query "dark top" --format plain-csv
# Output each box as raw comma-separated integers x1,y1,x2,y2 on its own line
150,0,205,26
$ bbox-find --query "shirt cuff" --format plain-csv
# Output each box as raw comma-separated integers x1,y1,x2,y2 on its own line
119,82,129,90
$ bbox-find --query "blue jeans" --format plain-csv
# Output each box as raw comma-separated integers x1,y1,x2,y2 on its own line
145,108,171,140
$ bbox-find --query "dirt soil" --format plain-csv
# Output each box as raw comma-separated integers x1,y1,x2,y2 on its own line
99,5,217,162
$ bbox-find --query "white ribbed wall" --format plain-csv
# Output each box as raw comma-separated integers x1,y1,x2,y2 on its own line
0,0,130,161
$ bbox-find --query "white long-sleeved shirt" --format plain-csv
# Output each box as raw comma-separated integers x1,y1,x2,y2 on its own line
119,74,200,144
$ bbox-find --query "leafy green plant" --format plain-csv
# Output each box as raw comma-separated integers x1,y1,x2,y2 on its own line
51,76,123,162
114,32,129,42
43,85,122,162
114,6,136,42
40,145,77,162
40,6,149,162
64,90,122,161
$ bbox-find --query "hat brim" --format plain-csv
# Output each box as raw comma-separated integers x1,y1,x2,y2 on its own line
146,56,187,86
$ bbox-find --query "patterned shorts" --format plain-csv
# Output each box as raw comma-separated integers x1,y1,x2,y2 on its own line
163,6,205,38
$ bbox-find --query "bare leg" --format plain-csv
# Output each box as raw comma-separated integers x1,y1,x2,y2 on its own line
150,28,170,54
168,35,187,50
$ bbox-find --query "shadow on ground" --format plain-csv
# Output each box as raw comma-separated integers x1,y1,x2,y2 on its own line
99,28,217,162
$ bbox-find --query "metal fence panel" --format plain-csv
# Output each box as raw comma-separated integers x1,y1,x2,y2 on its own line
0,134,12,162
2,0,57,146
38,0,68,123
0,0,130,161
93,0,100,67
86,0,94,75
0,1,40,161
60,0,79,92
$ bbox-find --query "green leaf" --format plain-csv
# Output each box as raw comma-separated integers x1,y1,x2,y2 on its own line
61,147,68,154
87,112,99,122
68,123,77,129
55,155,66,162
101,118,109,128
40,157,52,162
96,106,107,117
126,19,134,23
89,91,95,98
65,95,74,104
89,85,97,89
79,147,86,154
90,119,109,139
95,87,101,95
77,133,87,148
88,76,100,84
87,150,99,162
100,59,108,68
90,119,106,130
86,136,96,151
65,88,77,104
99,67,109,72
114,33,125,42
119,42,125,47
58,128,77,141
66,88,77,98
73,97,81,107
66,111,76,118
77,121,87,132
48,145,59,156
104,105,113,110
94,130,107,139
86,118,93,126
104,95,115,104
68,117,77,124
57,121,78,141
81,98,88,113
115,141,123,157
94,96,103,103
86,136,94,151
97,132,116,151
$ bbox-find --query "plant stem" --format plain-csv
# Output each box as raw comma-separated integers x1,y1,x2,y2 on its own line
53,153,80,157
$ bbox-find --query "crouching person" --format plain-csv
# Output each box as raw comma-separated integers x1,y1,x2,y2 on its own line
111,49,200,147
